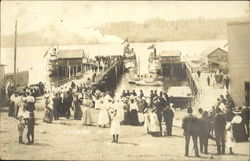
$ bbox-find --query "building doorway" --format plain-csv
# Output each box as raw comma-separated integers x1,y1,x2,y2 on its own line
245,82,250,106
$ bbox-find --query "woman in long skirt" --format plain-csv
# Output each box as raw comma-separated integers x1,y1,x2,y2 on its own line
110,106,120,143
74,95,83,120
98,99,109,127
149,108,160,136
225,122,235,154
43,95,53,123
129,99,140,126
82,96,93,125
122,99,130,125
143,108,151,134
115,97,124,123
231,109,248,142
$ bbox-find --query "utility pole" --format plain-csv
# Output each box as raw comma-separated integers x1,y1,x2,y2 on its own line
14,20,17,88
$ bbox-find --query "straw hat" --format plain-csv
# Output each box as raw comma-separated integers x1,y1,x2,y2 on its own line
233,107,242,114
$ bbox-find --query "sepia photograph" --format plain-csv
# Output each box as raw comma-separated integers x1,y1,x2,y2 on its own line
0,1,249,160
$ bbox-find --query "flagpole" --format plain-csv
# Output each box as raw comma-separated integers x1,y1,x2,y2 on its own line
14,20,17,88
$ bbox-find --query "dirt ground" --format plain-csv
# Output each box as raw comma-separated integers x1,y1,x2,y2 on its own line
0,96,249,160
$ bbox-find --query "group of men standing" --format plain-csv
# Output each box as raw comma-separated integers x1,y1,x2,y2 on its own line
182,92,249,157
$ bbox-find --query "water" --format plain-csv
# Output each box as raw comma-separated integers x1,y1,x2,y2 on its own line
1,40,226,95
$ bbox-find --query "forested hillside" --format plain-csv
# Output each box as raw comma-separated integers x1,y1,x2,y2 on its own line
97,17,232,42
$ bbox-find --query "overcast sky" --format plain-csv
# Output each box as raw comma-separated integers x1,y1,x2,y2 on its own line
1,1,249,35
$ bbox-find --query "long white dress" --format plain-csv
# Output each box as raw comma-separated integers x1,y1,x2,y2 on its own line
97,102,109,126
149,112,160,132
116,101,124,122
225,129,235,148
110,107,121,135
144,113,150,134
82,99,93,125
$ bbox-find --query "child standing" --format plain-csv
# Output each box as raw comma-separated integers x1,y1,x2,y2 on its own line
17,116,25,144
225,122,235,154
26,112,35,144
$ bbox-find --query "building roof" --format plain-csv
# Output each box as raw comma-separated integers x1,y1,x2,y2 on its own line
201,46,227,57
160,50,181,57
57,49,85,59
227,18,250,25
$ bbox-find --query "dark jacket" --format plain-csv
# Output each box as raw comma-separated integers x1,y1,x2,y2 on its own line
214,112,226,134
199,116,211,135
163,107,174,122
182,114,200,136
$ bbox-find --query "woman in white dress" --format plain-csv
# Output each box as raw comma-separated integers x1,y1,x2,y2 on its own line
149,107,160,137
17,96,29,119
110,105,120,143
82,95,93,125
115,97,124,123
143,108,151,134
97,99,109,127
225,122,235,154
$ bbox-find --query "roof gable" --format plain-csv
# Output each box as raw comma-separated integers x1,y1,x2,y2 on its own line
57,49,84,59
160,50,181,57
202,46,227,57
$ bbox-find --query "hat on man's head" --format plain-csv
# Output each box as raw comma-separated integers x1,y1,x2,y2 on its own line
187,107,193,114
233,107,242,115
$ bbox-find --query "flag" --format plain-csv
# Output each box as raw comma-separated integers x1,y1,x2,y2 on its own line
121,38,128,45
147,44,155,49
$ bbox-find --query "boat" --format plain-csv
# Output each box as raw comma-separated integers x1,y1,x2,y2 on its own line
129,52,163,86
148,50,161,74
122,42,137,71
43,45,59,76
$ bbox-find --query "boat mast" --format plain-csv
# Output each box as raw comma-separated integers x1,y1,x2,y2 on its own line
14,20,17,88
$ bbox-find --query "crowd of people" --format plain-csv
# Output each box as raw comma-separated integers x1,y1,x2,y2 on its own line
182,91,249,157
4,59,248,157
8,83,45,145
43,84,176,142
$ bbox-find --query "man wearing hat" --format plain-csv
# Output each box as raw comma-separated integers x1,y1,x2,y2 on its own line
214,107,226,155
182,107,200,157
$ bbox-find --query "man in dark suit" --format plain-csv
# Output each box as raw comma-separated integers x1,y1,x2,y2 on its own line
163,106,174,136
199,111,211,154
214,107,226,155
182,107,200,157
